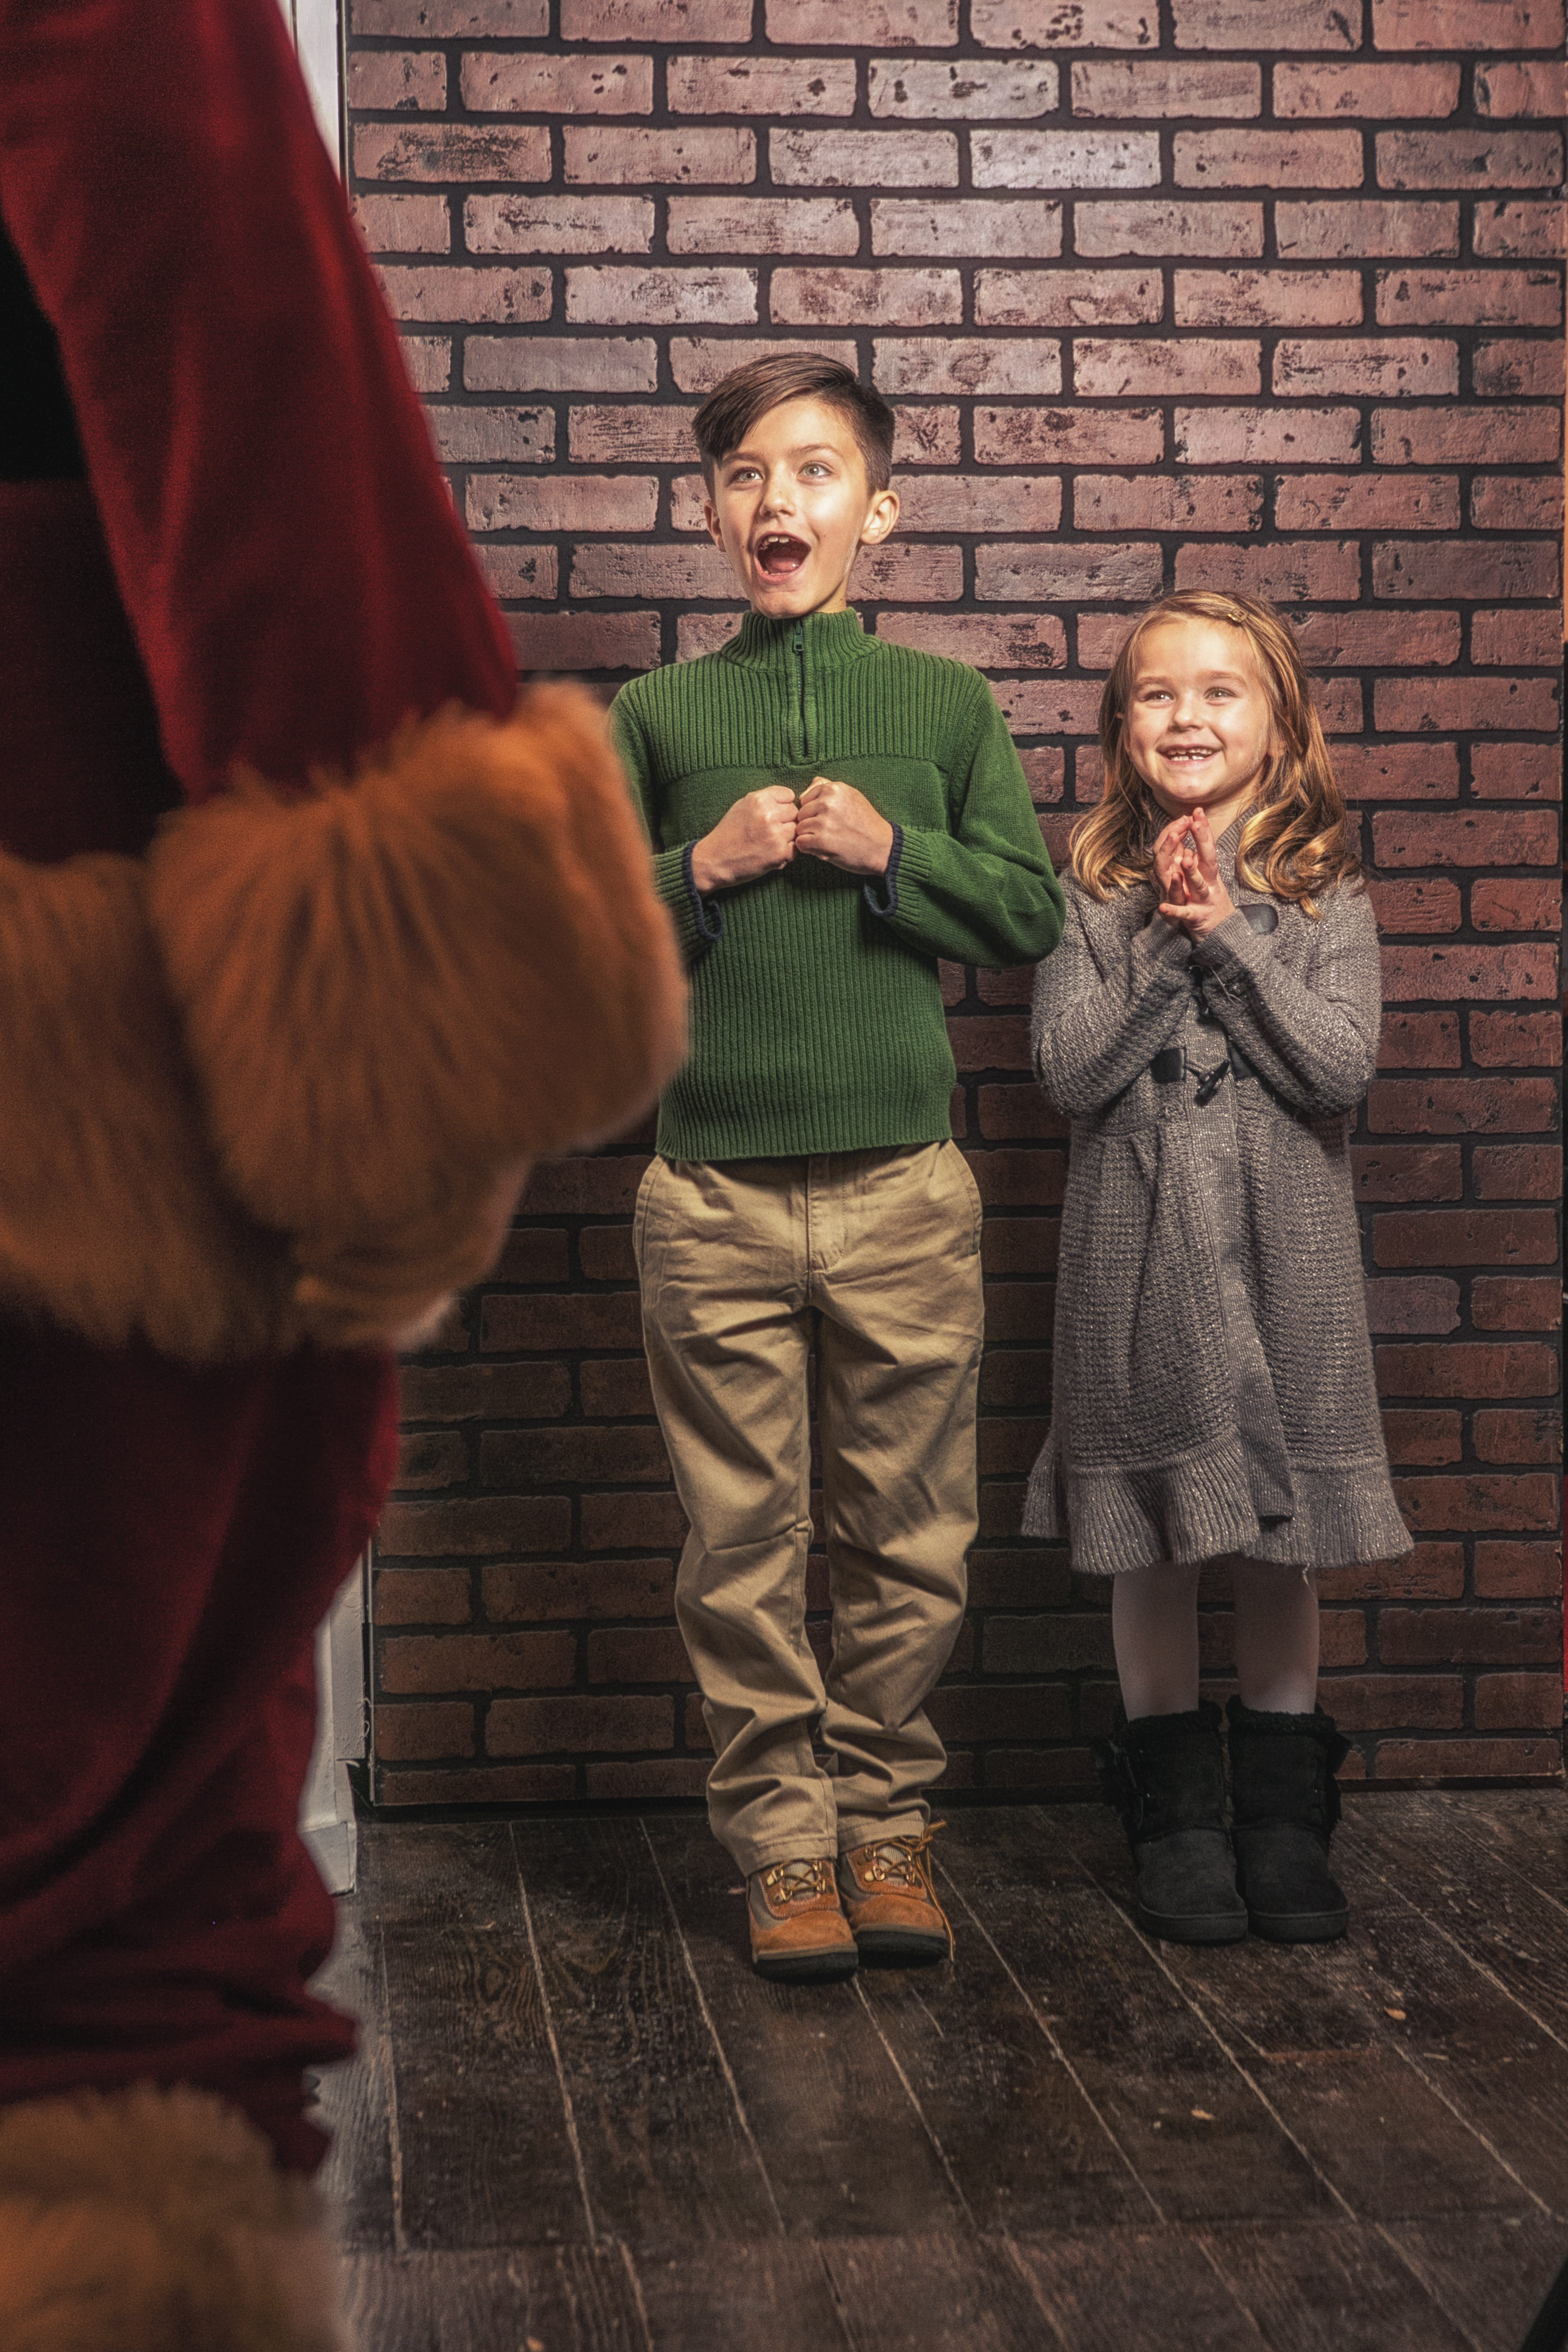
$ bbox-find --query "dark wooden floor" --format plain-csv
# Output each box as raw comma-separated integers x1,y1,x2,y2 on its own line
315,1789,1568,2351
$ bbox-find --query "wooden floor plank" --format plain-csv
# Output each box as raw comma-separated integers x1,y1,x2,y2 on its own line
632,2240,853,2351
372,1821,590,2252
339,2249,647,2352
640,1814,966,2240
1382,2214,1568,2352
1200,2220,1474,2352
312,1883,398,2252
817,2233,1059,2352
947,1808,1338,2225
1011,2226,1267,2351
513,1815,783,2251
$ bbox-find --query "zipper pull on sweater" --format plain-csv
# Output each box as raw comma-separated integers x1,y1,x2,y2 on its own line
789,620,807,766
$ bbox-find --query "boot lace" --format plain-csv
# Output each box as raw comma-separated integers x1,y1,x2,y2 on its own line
762,1856,834,1905
852,1824,953,1957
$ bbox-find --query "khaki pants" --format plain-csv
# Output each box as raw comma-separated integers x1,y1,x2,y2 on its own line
635,1143,984,1876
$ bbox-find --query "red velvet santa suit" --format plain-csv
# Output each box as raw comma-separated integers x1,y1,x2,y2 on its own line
0,0,682,2233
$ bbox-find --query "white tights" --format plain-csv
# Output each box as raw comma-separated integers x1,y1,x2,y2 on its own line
1111,1557,1321,1721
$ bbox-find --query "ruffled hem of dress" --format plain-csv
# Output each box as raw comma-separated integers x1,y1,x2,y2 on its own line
1022,1439,1413,1575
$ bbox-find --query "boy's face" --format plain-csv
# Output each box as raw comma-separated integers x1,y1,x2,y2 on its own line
703,395,899,620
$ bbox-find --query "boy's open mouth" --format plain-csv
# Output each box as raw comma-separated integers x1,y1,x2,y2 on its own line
753,533,811,580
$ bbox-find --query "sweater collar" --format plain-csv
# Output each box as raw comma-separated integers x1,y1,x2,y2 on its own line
723,606,875,672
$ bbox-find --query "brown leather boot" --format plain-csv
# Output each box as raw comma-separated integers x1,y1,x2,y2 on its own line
837,1824,953,1966
746,1856,858,1983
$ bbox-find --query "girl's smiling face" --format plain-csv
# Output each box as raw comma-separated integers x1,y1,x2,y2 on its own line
1123,617,1277,839
703,395,898,620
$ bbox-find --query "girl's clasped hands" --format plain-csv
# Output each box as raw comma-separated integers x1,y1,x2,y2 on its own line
1154,804,1236,941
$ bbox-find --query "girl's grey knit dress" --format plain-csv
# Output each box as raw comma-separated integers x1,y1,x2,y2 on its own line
1023,828,1412,1575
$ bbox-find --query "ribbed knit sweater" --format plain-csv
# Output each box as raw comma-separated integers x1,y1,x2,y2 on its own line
611,608,1064,1162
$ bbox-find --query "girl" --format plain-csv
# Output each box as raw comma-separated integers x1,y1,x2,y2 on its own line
1024,591,1411,1947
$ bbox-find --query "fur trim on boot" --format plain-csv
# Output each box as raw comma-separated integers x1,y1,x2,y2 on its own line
0,2083,347,2352
1096,1703,1248,1945
1226,1698,1351,1943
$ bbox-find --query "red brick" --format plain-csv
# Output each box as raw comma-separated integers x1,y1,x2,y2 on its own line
580,1492,689,1548
563,0,748,28
978,1086,1067,1139
400,1361,570,1419
766,0,958,37
1378,1009,1462,1066
1315,678,1364,733
666,199,859,257
377,265,551,324
974,131,1161,190
481,1292,642,1352
1471,475,1566,534
1369,1077,1555,1133
900,475,1063,531
469,473,656,535
1474,1143,1562,1199
1379,1604,1560,1663
397,334,450,393
981,1616,1115,1674
1076,201,1263,258
974,270,1157,327
1304,614,1463,674
433,406,554,465
1476,61,1567,118
587,1760,710,1798
1372,404,1561,463
877,613,1067,669
947,1015,1031,1072
1473,610,1565,669
378,1496,571,1556
1173,0,1359,42
1074,475,1260,533
565,127,755,187
571,544,732,599
374,1702,474,1761
1372,0,1563,47
382,1629,574,1693
1383,1409,1463,1464
462,52,650,115
669,340,855,396
395,1429,467,1490
374,1566,472,1625
489,1694,672,1753
869,57,1058,116
1473,879,1561,933
996,683,1105,736
775,128,960,188
981,1223,1061,1277
772,267,963,327
895,409,963,465
1381,268,1563,332
975,406,1165,467
483,1560,673,1618
566,407,700,465
1470,1010,1562,1065
1174,406,1361,463
466,336,656,395
1373,676,1559,732
1276,200,1458,259
521,1157,650,1215
378,1762,575,1805
1472,1276,1563,1330
1174,269,1361,327
1377,130,1563,191
1470,745,1562,803
1364,1276,1461,1331
473,546,557,601
1275,61,1458,117
966,1148,1068,1209
355,192,450,255
1318,1675,1465,1731
1274,338,1458,399
354,0,544,26
1378,1344,1558,1398
1075,338,1260,398
355,124,548,182
874,338,1062,396
876,203,1063,262
1175,540,1361,601
1475,1409,1562,1464
1015,750,1067,805
586,1628,690,1682
1475,1539,1562,1596
1475,1673,1564,1730
1475,206,1568,267
927,1685,1074,1740
1381,943,1558,1000
973,0,1152,40
1352,1143,1463,1200
1278,473,1457,534
1175,130,1364,189
977,544,1163,602
481,1425,669,1484
668,55,858,115
1316,1546,1465,1601
1073,60,1259,115
1374,1736,1561,1778
1373,1209,1557,1264
577,1227,635,1281
464,196,652,257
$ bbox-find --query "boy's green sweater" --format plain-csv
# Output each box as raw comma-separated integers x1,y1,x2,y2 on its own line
610,607,1064,1163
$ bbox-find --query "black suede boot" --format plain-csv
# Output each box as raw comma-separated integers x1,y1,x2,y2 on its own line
1226,1698,1351,1943
1096,1703,1248,1944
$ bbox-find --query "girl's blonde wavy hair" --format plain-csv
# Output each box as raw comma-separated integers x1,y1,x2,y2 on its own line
1071,591,1361,918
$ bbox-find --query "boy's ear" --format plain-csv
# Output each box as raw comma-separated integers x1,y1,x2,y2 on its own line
860,484,899,546
703,494,725,551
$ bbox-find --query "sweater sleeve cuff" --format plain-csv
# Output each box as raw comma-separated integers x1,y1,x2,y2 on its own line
1131,912,1197,991
862,823,906,920
652,844,722,958
1191,909,1270,993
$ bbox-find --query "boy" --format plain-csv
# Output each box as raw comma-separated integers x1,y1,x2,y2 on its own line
612,355,1063,1981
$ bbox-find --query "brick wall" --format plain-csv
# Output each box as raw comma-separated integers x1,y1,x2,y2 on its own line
348,0,1565,1804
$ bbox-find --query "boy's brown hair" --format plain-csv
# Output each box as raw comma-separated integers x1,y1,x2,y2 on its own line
693,354,896,493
